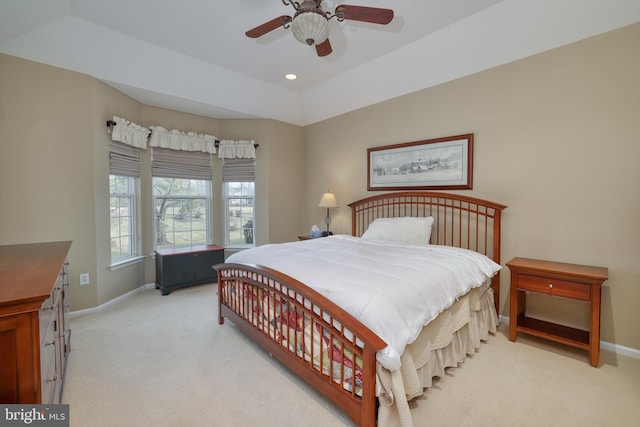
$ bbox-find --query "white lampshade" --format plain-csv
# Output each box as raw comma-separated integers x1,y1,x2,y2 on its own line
291,11,329,46
318,192,338,208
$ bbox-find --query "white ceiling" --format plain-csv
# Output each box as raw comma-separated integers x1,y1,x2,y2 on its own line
1,0,639,126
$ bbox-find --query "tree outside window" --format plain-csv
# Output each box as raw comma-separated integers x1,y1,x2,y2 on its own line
153,178,210,250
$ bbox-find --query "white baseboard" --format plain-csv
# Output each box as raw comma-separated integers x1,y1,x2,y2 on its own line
69,283,155,318
498,315,640,360
600,341,640,359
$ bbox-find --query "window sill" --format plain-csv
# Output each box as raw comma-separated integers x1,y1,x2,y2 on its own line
224,245,255,250
223,246,254,257
110,255,146,270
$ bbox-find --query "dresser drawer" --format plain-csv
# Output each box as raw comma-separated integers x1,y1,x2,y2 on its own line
40,284,61,404
39,291,60,345
40,345,58,404
517,274,591,301
40,312,58,370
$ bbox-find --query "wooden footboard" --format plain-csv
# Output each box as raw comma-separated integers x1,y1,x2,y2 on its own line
215,263,387,426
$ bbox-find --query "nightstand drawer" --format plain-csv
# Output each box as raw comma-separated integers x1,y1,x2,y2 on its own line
517,274,591,301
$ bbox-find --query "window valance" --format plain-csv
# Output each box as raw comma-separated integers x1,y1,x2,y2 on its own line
110,116,149,149
107,116,256,156
149,126,217,154
217,140,256,159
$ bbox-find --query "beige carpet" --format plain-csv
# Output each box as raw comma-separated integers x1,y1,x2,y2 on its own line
63,283,640,426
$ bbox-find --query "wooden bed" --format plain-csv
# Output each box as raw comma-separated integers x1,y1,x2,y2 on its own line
215,191,506,426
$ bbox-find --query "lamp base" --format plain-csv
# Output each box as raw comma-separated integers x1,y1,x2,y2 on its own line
324,209,331,234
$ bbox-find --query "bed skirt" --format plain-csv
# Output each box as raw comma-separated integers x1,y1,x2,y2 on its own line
376,287,499,427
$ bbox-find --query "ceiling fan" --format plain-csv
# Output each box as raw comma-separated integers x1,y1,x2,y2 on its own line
246,1,394,57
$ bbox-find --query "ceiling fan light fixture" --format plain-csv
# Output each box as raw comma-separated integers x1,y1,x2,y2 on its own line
291,11,329,46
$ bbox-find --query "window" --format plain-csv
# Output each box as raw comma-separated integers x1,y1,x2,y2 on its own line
109,141,140,263
224,182,255,246
151,147,213,250
110,175,137,261
153,178,211,250
222,157,255,246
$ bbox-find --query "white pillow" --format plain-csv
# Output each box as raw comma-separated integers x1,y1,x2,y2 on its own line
361,216,434,245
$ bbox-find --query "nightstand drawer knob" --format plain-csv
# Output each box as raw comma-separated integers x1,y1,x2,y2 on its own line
548,283,554,289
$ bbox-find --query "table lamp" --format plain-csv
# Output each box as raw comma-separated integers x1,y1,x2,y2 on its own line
318,192,338,236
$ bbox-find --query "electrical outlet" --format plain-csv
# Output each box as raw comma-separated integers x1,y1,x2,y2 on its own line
80,273,90,285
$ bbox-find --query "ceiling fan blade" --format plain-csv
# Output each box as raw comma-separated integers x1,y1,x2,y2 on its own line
337,5,394,25
246,15,292,38
315,39,332,57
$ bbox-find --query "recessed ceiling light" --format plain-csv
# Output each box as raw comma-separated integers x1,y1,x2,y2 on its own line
284,73,298,80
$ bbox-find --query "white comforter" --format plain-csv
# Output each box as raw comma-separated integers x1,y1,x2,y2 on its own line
225,235,501,371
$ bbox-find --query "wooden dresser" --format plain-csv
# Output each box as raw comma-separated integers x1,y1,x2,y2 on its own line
0,241,72,403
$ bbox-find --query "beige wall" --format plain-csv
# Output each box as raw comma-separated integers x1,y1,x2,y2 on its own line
0,54,99,308
0,54,304,311
1,22,638,352
304,23,640,351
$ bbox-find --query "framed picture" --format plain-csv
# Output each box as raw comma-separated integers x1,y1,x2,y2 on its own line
367,134,473,190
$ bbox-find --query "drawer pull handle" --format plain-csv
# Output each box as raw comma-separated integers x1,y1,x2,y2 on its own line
548,283,554,289
47,375,58,382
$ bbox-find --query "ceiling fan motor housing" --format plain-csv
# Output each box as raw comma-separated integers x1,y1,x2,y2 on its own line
291,8,330,46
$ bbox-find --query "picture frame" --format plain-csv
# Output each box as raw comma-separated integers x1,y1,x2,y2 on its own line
367,134,474,191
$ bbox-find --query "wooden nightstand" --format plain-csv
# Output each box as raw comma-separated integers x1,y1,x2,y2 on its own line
297,235,323,240
297,233,330,240
506,257,608,367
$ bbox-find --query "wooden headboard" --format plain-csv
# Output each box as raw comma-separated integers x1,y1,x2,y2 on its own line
348,191,507,310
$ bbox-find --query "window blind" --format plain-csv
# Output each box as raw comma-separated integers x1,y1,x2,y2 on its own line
152,147,212,180
222,158,255,182
109,141,141,177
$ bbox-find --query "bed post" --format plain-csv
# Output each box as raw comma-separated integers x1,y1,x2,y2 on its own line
360,346,378,426
492,208,503,315
217,270,225,325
